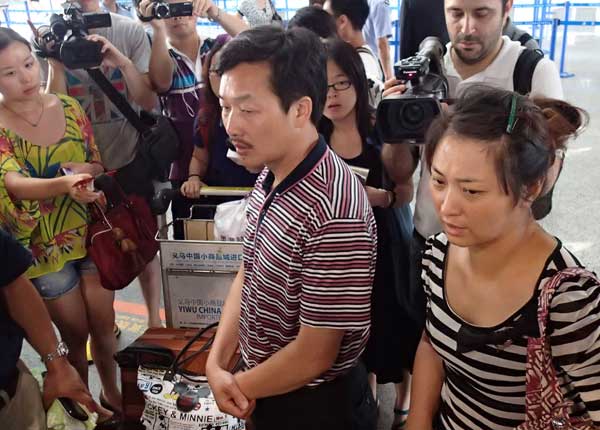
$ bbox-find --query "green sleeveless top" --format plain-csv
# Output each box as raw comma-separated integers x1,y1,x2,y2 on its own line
0,94,100,279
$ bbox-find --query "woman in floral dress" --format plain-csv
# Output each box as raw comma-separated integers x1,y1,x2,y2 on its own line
0,27,120,424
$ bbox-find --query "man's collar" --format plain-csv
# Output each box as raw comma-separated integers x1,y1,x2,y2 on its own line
262,136,328,195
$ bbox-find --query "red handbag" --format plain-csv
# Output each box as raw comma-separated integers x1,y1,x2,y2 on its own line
516,267,600,430
87,174,159,290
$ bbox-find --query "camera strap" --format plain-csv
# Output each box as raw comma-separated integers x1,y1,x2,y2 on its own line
85,68,149,135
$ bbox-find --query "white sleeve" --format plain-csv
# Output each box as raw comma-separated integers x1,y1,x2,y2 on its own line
359,51,384,84
530,58,564,100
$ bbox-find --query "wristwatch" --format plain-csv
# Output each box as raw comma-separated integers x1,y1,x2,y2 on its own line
43,341,69,364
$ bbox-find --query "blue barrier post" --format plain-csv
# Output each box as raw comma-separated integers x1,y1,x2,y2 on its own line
2,8,11,28
539,0,547,45
532,0,540,40
549,17,559,60
394,18,399,63
560,1,575,77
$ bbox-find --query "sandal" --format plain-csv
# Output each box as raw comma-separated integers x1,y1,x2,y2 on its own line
95,412,121,430
99,391,121,415
392,408,409,430
113,324,121,339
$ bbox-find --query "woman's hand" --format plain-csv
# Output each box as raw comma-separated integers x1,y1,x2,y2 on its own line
181,176,206,199
86,35,131,70
62,174,101,204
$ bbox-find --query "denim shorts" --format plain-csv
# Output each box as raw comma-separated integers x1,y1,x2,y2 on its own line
31,258,98,300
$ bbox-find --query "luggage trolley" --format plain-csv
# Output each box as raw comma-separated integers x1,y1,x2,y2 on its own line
153,187,252,329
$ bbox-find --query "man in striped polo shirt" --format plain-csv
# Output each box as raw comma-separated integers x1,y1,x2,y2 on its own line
206,26,378,429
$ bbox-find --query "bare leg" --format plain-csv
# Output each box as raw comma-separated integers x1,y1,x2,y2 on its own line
80,274,122,412
368,372,377,401
137,255,162,328
395,370,411,411
44,287,90,385
390,370,412,428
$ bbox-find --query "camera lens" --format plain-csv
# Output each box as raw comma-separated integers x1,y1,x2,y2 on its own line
400,102,425,129
154,2,170,18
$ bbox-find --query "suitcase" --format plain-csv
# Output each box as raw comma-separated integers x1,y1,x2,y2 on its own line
115,326,240,429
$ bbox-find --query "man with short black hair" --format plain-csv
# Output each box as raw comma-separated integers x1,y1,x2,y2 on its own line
287,6,338,39
205,26,377,430
324,0,385,107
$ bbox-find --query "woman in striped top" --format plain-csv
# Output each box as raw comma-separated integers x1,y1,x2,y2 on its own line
407,86,598,430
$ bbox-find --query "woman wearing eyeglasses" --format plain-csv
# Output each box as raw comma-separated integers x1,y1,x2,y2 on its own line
318,38,420,428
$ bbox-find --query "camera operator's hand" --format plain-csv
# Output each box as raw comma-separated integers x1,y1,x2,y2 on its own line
138,0,166,31
382,77,407,99
86,34,131,70
192,0,216,18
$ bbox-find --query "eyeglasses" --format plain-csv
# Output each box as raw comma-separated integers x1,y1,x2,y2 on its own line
327,80,352,92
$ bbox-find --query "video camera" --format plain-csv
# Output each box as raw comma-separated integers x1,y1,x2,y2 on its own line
134,0,194,21
34,2,111,70
376,37,449,144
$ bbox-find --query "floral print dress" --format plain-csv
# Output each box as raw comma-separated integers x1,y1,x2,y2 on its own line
0,94,100,279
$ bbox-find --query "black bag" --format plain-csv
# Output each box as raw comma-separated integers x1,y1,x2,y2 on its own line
86,68,181,182
512,48,545,95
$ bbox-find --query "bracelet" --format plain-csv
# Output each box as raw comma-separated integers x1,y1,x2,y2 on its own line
188,174,202,180
208,7,221,22
386,190,396,208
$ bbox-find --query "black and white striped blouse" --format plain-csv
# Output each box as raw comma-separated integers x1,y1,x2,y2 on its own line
422,233,600,430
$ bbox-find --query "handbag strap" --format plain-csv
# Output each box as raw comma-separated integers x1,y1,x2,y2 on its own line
165,322,219,380
94,172,131,209
524,267,599,423
85,68,148,135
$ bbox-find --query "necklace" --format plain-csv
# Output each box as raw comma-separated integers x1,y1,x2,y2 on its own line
1,95,45,128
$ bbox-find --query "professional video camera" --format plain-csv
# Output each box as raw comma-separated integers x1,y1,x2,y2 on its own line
134,0,194,21
376,37,449,143
34,2,111,70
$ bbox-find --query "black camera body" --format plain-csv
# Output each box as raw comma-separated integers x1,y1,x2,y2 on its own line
136,0,194,21
36,3,111,70
376,37,449,144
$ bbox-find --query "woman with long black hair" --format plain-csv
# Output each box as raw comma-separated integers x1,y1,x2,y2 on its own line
319,38,420,429
0,27,119,428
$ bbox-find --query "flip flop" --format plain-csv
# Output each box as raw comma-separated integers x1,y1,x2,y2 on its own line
392,408,409,430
